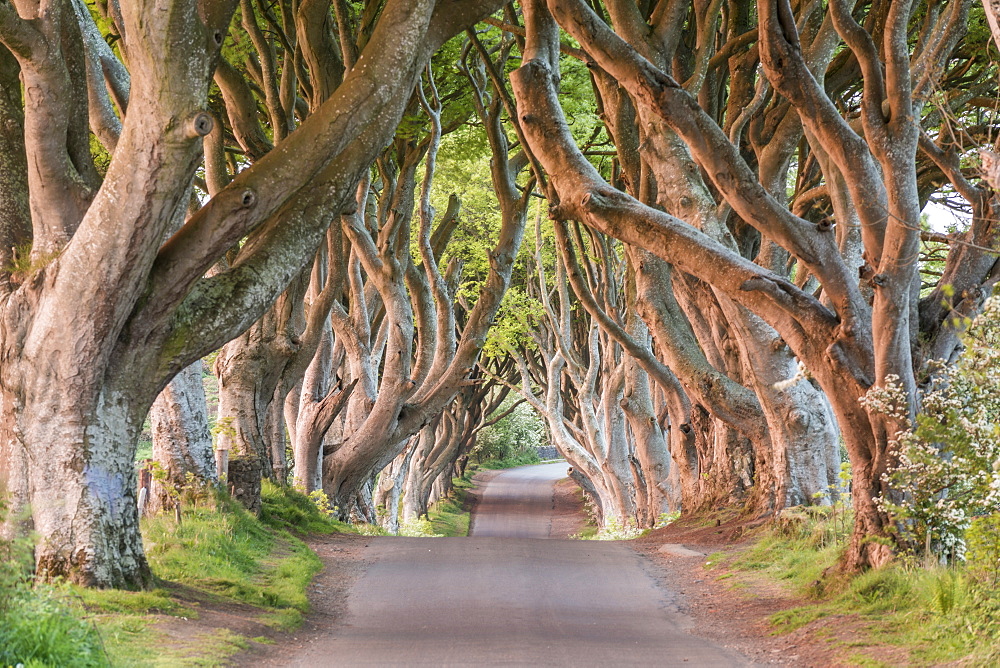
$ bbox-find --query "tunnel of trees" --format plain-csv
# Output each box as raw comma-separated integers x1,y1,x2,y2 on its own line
1,0,1000,589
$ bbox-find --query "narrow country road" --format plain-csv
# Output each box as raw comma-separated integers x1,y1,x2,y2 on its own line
469,461,570,538
262,464,750,667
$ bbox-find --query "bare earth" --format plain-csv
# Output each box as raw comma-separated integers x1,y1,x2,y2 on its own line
632,519,913,667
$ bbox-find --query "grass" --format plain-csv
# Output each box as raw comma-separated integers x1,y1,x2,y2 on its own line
425,473,476,537
75,483,356,666
96,620,249,668
475,452,542,470
710,508,1000,666
260,481,355,535
0,586,110,667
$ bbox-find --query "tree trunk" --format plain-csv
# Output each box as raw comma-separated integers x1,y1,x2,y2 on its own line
0,381,152,588
147,361,216,515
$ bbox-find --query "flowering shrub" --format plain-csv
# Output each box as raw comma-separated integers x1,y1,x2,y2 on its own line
307,489,337,517
592,515,644,540
874,297,1000,555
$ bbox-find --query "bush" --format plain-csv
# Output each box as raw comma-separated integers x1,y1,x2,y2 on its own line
965,512,1000,587
874,297,1000,555
473,399,546,466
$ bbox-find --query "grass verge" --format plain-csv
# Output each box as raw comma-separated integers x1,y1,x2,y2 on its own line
425,472,476,537
707,508,1000,666
474,452,542,470
73,482,355,666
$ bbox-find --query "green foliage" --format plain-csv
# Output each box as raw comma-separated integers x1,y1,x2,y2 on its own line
68,587,189,617
732,516,843,593
398,517,443,537
476,451,542,470
4,242,60,279
483,287,546,359
473,399,545,466
710,503,1000,664
655,511,681,529
965,513,1000,587
873,297,1000,554
0,495,109,668
142,489,321,617
425,473,475,537
260,482,354,534
581,515,644,541
142,461,215,522
0,588,109,667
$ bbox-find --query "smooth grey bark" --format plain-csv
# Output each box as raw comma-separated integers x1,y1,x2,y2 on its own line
147,361,217,515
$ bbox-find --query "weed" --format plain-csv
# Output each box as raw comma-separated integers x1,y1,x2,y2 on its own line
261,482,353,534
574,514,644,541
770,606,829,634
655,511,681,529
356,523,389,536
399,517,444,537
718,504,1000,665
0,586,110,667
425,476,473,537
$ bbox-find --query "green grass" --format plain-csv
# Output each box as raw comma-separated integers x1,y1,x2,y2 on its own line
0,586,110,667
476,452,541,470
69,587,193,617
96,620,249,668
426,474,474,537
141,492,321,613
75,484,355,666
714,510,1000,666
260,481,355,535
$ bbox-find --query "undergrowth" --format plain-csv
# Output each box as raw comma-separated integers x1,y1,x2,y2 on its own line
717,506,1000,666
141,486,327,619
8,482,356,667
425,471,475,537
0,495,109,667
476,451,541,470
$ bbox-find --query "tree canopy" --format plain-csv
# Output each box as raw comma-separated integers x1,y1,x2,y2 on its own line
1,0,999,588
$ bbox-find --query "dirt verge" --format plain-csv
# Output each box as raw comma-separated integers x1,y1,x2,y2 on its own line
632,516,912,667
231,533,371,666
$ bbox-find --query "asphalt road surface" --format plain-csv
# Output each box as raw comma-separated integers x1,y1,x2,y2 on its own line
282,463,749,667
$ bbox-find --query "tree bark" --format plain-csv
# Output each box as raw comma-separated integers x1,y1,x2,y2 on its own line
147,361,216,515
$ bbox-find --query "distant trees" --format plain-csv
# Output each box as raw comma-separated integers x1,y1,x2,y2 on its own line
511,0,996,569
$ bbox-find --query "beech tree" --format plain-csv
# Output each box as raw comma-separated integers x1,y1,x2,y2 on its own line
2,0,998,591
511,0,996,569
0,0,505,588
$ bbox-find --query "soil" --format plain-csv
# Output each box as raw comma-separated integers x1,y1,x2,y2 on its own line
632,515,911,667
230,533,371,665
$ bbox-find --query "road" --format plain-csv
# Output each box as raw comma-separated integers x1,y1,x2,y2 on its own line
469,461,570,538
276,463,749,666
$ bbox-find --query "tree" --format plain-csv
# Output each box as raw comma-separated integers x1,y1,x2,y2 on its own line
0,0,505,588
511,0,994,570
